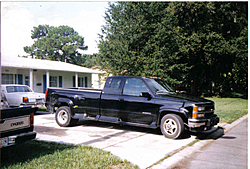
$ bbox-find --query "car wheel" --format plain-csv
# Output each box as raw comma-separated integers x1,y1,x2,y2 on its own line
160,114,184,139
55,106,78,127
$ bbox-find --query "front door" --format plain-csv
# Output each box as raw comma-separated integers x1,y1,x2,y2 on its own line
119,78,157,125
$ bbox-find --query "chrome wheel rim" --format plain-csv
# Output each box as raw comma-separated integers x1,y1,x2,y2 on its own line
163,119,177,135
57,110,68,124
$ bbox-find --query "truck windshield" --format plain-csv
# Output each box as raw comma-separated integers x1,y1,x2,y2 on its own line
6,86,33,93
145,79,175,95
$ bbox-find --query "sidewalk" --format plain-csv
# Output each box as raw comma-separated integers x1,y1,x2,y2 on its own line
150,114,248,169
183,117,248,169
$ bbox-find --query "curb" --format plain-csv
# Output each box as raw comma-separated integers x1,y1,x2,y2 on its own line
150,114,248,169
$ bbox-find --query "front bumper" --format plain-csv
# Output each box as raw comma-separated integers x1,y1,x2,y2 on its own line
188,115,220,129
0,131,36,148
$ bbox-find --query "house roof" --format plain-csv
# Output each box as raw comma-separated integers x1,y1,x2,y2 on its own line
1,56,101,74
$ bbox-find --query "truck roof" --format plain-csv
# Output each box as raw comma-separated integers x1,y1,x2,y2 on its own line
108,76,161,80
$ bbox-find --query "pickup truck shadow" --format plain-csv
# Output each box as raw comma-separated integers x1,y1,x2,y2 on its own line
77,119,163,136
194,127,224,140
77,120,224,140
77,120,192,139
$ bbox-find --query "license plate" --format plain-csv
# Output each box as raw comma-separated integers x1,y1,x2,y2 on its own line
0,137,8,147
36,99,43,104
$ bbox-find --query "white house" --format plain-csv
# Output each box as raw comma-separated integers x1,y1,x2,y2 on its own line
1,56,104,93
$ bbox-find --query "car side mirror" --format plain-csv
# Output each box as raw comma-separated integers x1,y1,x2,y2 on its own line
140,92,152,100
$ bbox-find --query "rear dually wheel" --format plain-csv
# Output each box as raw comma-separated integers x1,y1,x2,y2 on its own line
55,106,78,127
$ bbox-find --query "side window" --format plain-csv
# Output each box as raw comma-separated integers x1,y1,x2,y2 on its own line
6,86,16,93
103,78,122,94
123,78,148,96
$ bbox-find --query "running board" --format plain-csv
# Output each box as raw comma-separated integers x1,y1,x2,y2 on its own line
73,114,158,129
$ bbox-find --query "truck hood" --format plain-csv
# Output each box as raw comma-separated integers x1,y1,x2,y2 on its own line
156,93,213,104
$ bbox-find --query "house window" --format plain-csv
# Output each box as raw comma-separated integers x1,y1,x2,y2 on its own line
78,77,84,87
50,76,57,87
2,74,14,84
25,76,29,86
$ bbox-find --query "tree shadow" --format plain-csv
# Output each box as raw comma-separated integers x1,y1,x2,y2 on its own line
1,140,76,168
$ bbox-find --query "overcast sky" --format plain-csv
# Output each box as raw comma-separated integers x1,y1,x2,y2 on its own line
1,2,109,58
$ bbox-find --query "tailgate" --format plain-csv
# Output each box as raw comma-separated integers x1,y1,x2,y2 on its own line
1,115,30,133
1,107,37,137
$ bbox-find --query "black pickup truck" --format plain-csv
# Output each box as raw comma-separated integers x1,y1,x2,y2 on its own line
45,76,219,139
1,93,37,148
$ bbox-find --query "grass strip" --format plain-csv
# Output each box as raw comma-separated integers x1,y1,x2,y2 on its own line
207,97,248,123
1,140,138,169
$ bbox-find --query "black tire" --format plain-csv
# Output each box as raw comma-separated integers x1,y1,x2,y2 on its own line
160,114,184,139
55,106,78,127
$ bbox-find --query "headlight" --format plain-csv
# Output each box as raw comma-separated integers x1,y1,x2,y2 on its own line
198,106,205,112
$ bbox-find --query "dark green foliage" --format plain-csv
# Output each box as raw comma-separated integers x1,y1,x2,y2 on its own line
80,54,99,68
98,2,247,96
24,25,88,65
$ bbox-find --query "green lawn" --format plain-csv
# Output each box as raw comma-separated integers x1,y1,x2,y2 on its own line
206,97,248,124
38,107,47,112
1,140,138,169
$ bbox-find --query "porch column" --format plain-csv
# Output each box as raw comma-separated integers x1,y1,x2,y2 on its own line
46,71,50,88
29,69,33,90
91,73,99,89
75,73,78,88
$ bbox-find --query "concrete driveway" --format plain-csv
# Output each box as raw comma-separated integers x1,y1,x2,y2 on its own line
34,111,199,168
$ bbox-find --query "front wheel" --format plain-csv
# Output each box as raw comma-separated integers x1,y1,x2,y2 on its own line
160,114,184,139
55,106,78,127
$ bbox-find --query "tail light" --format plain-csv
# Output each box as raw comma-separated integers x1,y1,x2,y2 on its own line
192,106,198,118
23,97,29,103
30,112,34,126
45,88,48,100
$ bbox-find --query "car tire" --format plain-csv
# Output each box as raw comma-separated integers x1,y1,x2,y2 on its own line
55,106,78,127
160,114,184,139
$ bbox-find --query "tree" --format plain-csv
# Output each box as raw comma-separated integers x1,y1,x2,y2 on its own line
80,54,99,68
24,25,88,65
170,2,248,95
98,2,189,84
98,2,248,96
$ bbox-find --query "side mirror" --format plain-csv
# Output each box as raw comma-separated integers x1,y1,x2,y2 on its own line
140,92,152,100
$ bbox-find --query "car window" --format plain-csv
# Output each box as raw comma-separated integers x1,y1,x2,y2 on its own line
103,78,122,94
123,78,148,96
6,86,15,93
6,86,32,93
